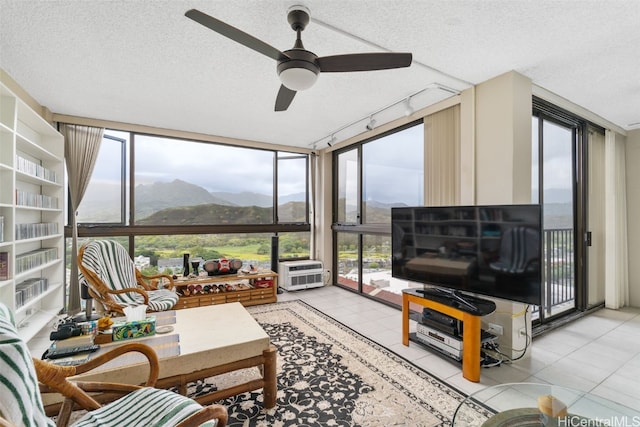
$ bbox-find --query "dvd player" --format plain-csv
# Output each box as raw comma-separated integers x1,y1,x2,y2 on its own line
415,323,499,362
416,323,463,350
415,329,462,361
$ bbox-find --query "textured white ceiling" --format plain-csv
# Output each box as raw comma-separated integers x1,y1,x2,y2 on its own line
1,0,639,149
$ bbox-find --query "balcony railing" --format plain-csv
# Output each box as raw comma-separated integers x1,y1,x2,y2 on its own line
540,228,575,316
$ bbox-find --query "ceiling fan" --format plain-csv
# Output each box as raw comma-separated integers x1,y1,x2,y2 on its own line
185,6,412,111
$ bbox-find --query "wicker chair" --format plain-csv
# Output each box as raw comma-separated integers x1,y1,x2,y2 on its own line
78,240,179,315
0,303,227,427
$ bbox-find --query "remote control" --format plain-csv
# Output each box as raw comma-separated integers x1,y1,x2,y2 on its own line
44,344,100,360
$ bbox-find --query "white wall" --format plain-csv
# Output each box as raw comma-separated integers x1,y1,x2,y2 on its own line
474,71,532,205
470,70,534,357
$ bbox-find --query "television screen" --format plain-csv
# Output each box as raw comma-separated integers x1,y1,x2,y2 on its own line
392,204,542,306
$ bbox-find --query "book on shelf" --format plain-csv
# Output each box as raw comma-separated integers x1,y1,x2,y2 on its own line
0,252,8,280
0,215,4,242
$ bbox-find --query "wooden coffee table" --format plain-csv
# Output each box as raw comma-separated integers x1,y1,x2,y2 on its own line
42,303,277,411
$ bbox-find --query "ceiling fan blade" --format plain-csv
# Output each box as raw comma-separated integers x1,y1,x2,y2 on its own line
317,52,412,73
185,9,287,61
275,85,297,111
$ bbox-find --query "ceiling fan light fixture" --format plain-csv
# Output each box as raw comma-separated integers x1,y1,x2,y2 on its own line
279,66,318,91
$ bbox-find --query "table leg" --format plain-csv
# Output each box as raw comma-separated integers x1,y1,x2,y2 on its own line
402,293,409,346
462,313,481,382
263,344,277,409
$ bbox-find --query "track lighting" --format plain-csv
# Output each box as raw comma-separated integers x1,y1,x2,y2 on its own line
309,84,461,149
366,116,376,131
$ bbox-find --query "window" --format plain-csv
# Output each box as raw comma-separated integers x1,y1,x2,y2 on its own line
333,122,424,304
277,153,308,223
133,233,275,275
277,232,311,259
362,125,424,224
68,129,311,274
75,131,128,224
134,135,274,225
336,149,358,224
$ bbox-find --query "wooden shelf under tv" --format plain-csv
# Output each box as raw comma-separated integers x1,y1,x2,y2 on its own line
172,270,278,309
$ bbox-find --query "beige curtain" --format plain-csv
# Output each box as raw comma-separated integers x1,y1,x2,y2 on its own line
424,105,461,206
60,124,104,315
604,129,629,308
587,130,606,305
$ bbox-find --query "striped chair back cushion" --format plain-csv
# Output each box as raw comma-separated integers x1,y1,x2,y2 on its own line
0,303,55,427
80,240,178,311
80,240,143,306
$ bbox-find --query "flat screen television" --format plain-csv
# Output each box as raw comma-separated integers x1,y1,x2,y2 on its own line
392,204,542,306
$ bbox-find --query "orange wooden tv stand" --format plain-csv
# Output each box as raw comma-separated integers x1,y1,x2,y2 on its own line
402,288,496,382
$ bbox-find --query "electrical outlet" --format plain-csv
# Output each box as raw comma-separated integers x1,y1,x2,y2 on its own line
488,323,503,335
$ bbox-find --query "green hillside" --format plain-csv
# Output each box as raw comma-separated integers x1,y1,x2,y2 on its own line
137,201,303,225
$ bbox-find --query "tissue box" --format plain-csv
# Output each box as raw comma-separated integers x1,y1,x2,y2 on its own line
112,317,156,341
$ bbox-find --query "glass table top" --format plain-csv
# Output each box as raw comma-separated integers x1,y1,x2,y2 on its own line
452,382,640,427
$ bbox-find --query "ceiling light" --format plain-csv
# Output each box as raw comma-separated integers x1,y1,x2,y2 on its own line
366,117,376,131
278,65,319,91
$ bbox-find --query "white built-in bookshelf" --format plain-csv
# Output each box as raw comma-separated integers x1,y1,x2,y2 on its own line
0,81,65,342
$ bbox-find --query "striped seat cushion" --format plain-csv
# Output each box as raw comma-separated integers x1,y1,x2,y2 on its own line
0,303,56,427
71,387,217,427
80,240,178,311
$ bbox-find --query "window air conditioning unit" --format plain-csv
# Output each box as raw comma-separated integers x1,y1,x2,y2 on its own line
278,260,324,291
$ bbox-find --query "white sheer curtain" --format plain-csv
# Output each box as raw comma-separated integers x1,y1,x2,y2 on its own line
60,124,104,315
604,129,629,308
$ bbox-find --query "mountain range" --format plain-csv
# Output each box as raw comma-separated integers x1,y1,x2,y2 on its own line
79,178,571,227
78,179,318,223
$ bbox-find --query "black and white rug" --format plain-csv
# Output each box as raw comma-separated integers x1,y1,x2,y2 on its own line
186,300,489,427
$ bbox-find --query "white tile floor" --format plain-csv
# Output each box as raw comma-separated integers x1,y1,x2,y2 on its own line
277,285,640,411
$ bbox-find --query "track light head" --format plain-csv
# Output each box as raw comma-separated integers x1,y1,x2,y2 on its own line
366,117,376,131
404,98,414,117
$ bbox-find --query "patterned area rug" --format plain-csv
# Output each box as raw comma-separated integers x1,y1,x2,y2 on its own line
185,300,489,426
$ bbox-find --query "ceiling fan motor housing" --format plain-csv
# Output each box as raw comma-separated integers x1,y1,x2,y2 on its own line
287,5,310,31
278,6,319,91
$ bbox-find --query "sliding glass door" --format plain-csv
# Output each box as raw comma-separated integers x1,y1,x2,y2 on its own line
539,117,576,319
532,99,598,322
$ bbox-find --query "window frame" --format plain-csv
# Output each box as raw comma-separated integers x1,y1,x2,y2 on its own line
72,133,127,226
331,119,424,298
66,130,312,243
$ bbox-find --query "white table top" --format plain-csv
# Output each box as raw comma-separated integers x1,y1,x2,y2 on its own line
42,303,270,406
